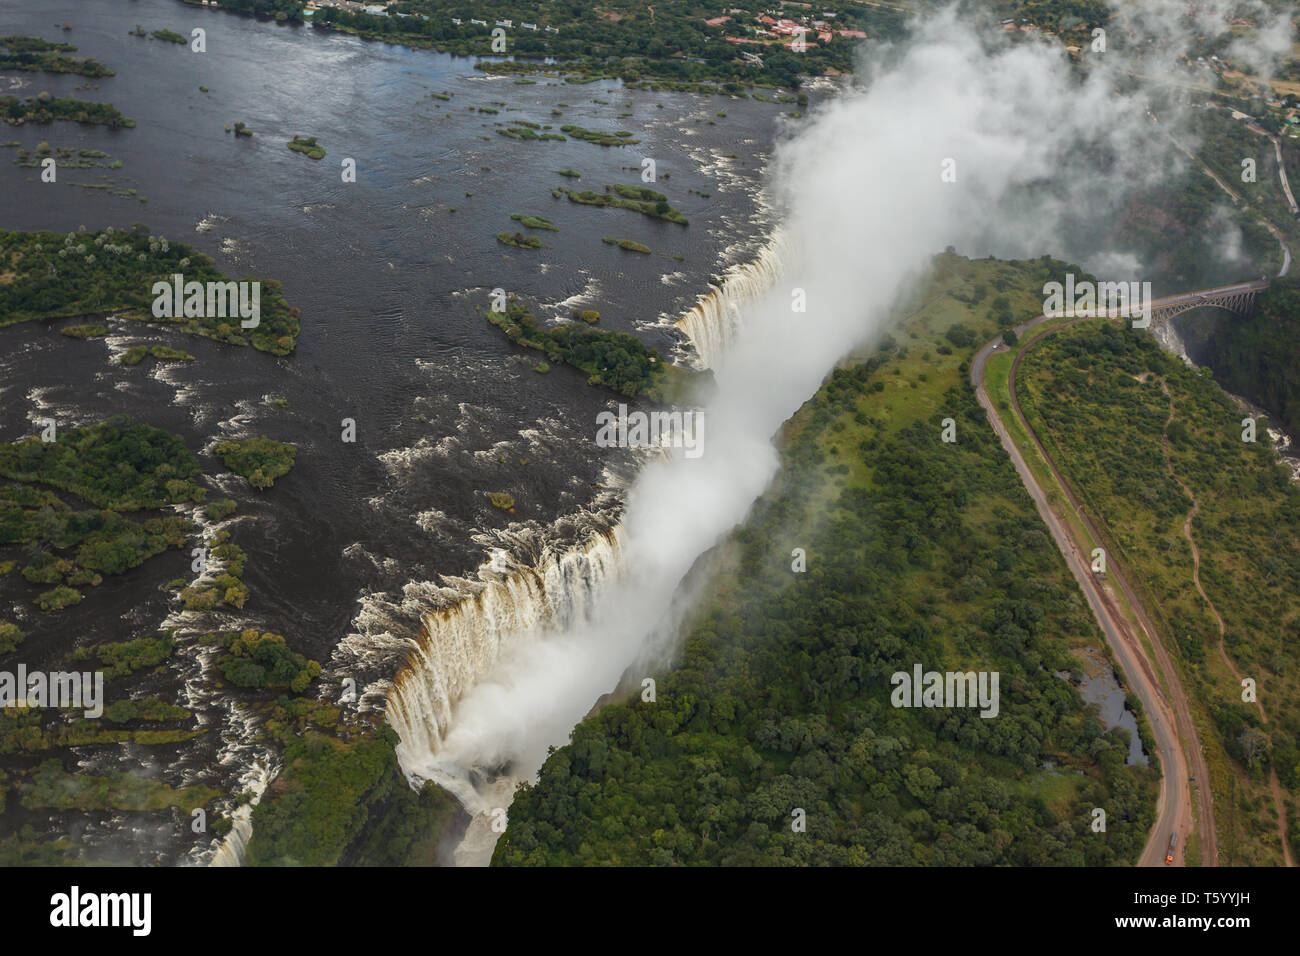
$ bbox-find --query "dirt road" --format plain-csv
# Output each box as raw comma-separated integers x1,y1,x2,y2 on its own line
971,316,1216,866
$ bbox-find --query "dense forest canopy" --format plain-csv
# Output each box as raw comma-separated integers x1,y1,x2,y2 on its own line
1196,275,1300,436
495,255,1157,866
1020,322,1300,863
0,229,301,355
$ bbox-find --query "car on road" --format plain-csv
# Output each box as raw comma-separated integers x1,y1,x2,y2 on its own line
1165,832,1178,865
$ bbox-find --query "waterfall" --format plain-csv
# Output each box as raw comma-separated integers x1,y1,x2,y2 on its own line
384,232,795,784
205,761,273,867
675,229,794,368
379,232,794,864
385,526,624,776
1153,316,1194,366
208,803,254,868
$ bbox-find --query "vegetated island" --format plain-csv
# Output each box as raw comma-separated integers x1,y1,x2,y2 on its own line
487,297,699,402
510,214,557,231
0,416,343,866
0,228,301,355
602,237,651,254
176,528,250,612
147,29,188,45
61,323,108,338
226,121,254,137
0,418,201,613
0,35,114,77
497,231,544,250
0,94,134,128
121,344,196,367
566,184,688,224
9,142,120,170
0,536,335,868
242,712,462,867
560,124,639,146
286,134,325,159
497,122,565,142
206,629,321,693
295,0,910,92
212,436,296,490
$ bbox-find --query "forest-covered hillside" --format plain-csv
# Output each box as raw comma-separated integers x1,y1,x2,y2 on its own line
494,254,1158,866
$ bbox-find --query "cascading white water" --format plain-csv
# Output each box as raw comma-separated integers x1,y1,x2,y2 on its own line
377,3,1296,868
380,226,791,860
1153,315,1195,366
379,231,790,864
207,763,271,867
675,229,793,369
386,526,624,777
209,806,253,867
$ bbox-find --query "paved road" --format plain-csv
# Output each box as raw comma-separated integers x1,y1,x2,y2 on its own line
971,315,1215,867
1273,135,1299,214
1246,123,1300,214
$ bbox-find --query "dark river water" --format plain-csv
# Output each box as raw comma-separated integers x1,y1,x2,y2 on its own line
0,0,790,862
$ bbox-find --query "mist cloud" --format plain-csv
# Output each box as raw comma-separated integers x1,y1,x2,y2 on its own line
402,1,1295,858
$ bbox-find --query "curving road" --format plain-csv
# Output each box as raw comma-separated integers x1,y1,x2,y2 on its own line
1246,123,1299,215
971,311,1218,867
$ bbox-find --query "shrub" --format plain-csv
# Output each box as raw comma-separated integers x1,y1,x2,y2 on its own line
945,323,976,348
216,630,320,693
36,585,81,612
212,436,296,490
0,621,23,654
204,499,237,521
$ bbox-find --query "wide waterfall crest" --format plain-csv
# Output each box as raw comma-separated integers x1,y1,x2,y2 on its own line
675,229,794,369
385,525,624,772
378,233,792,863
383,236,792,782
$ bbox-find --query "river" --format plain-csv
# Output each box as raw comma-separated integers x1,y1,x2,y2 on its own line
0,0,792,864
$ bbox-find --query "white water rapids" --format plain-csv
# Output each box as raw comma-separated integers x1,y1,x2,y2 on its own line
383,233,791,864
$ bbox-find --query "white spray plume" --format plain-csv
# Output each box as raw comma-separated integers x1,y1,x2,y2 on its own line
400,2,1294,861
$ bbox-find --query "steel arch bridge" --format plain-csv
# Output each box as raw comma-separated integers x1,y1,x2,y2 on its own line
1148,279,1269,328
